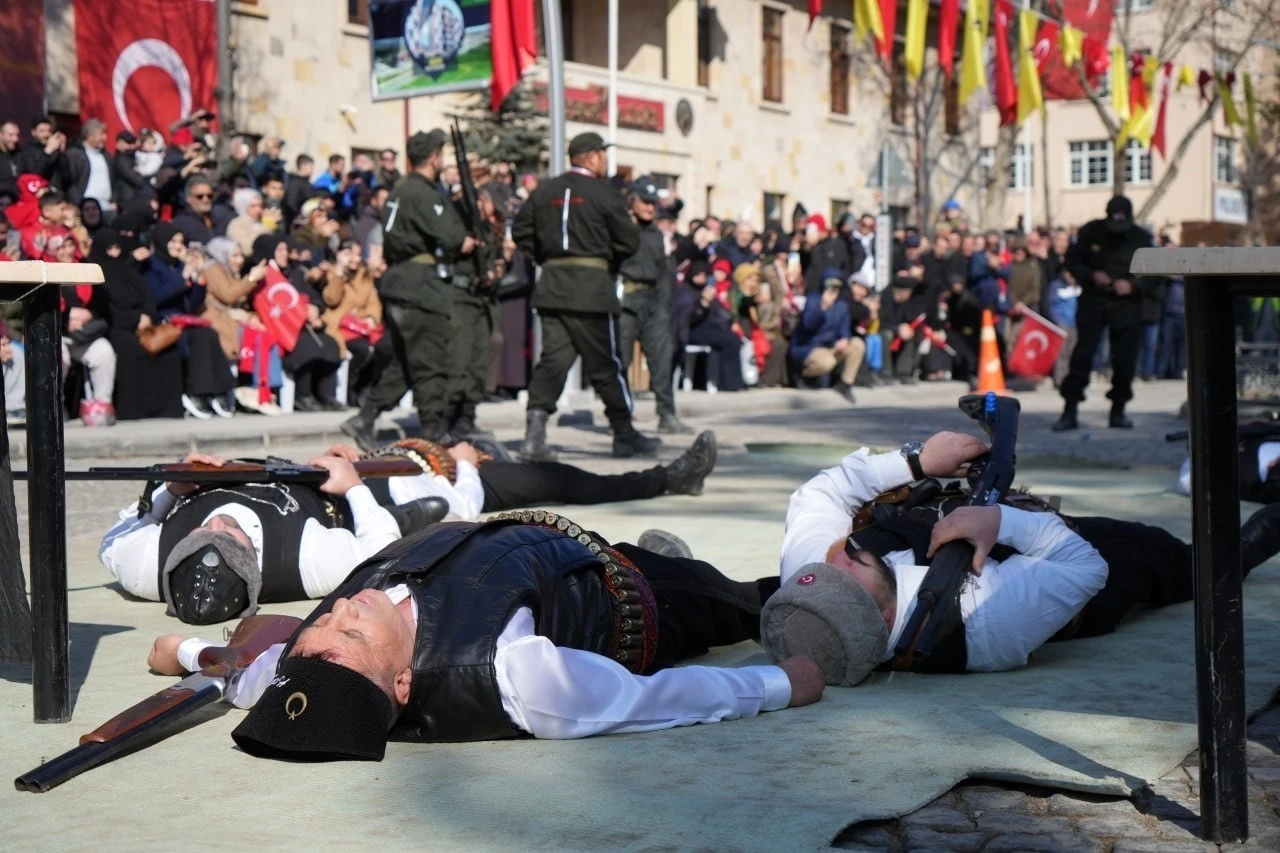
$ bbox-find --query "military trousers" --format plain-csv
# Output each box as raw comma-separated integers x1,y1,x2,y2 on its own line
617,284,676,418
365,301,451,431
446,291,494,427
527,309,635,432
1059,293,1141,407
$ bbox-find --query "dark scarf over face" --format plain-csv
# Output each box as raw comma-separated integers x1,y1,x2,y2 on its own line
151,222,184,268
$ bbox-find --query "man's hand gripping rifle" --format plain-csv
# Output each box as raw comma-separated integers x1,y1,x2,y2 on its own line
893,392,1021,667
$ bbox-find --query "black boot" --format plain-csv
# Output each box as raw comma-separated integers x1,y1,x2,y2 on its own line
1242,503,1280,575
520,410,557,462
419,419,454,444
1109,404,1134,429
834,381,856,404
637,529,694,559
658,414,694,434
385,497,450,536
663,431,717,495
1051,403,1079,432
612,424,662,458
340,402,380,451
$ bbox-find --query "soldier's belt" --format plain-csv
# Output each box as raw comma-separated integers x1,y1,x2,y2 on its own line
543,256,610,271
491,510,659,675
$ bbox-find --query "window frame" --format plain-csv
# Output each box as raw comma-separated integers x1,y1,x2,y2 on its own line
1123,139,1153,185
763,191,787,230
829,22,851,116
1215,135,1238,184
697,3,712,87
979,144,1034,189
348,0,368,25
1067,140,1113,188
762,6,785,104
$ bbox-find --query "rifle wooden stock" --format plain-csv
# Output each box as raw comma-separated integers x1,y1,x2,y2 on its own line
13,456,426,483
14,615,302,793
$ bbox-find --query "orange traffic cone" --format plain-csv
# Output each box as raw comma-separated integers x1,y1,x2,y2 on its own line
976,309,1008,395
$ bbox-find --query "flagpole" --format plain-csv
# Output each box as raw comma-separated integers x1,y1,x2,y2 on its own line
1022,0,1032,233
542,0,567,177
607,0,618,176
215,0,232,153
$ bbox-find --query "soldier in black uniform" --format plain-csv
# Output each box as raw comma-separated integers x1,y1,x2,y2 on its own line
512,132,660,461
1052,195,1155,431
342,130,474,446
617,176,689,434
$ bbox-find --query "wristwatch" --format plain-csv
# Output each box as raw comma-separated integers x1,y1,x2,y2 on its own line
900,440,926,481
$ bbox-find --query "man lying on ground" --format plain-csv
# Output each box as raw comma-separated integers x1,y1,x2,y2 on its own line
767,431,1280,681
101,433,718,625
146,516,825,760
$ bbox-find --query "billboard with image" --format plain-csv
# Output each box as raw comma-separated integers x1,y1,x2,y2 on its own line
369,0,494,100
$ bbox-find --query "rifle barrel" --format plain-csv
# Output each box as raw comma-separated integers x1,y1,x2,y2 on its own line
14,677,223,793
12,457,425,483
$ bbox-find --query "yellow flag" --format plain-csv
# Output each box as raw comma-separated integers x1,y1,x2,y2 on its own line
1016,9,1044,126
1176,64,1195,91
1143,56,1160,87
1218,72,1242,126
1060,27,1083,67
904,0,927,81
855,0,884,43
1244,74,1259,147
1111,46,1130,120
1118,99,1156,149
959,0,989,103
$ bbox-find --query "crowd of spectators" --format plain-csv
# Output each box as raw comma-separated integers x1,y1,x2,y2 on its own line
0,110,534,427
0,109,1203,428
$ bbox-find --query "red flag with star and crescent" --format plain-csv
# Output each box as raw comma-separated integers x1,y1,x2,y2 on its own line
1008,308,1068,378
73,0,216,151
252,264,310,353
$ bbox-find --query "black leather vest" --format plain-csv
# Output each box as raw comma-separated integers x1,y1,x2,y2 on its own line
157,483,352,604
285,520,616,743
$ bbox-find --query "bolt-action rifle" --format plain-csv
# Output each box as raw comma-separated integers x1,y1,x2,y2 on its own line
15,614,302,792
892,392,1021,668
12,456,426,484
449,117,499,294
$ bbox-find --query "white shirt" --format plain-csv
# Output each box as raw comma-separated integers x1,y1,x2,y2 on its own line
177,584,792,738
83,144,113,207
100,483,403,600
387,460,485,521
779,448,1109,672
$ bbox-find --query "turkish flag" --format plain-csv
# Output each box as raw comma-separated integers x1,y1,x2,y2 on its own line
73,0,216,150
993,1,1017,126
1033,21,1061,74
938,0,960,78
252,265,310,353
490,0,537,111
808,0,823,29
1008,308,1067,378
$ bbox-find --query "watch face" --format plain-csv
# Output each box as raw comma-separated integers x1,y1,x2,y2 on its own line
902,441,923,455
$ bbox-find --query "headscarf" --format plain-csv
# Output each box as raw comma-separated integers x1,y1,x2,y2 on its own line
151,222,184,266
251,234,287,271
114,186,159,236
80,199,105,234
205,236,239,268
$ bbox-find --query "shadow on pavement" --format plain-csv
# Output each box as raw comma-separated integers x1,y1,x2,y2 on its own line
0,622,132,715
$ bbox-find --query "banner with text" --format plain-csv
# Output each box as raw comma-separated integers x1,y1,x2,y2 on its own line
369,0,494,100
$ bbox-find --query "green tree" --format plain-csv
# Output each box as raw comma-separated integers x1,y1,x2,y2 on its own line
458,82,547,173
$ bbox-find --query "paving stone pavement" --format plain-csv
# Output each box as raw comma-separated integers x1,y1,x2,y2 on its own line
834,706,1280,851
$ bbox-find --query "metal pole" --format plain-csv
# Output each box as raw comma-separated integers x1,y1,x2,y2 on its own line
542,0,567,177
1021,0,1032,232
215,0,233,151
1185,272,1248,842
23,284,69,723
607,0,618,176
879,139,889,215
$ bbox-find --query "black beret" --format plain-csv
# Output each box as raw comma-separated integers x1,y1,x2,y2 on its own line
231,656,394,762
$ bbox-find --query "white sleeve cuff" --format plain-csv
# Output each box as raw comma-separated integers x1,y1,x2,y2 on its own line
176,638,217,673
857,450,914,494
753,665,793,712
996,505,1045,552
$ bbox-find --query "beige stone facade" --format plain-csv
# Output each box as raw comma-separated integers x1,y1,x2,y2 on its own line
977,5,1274,237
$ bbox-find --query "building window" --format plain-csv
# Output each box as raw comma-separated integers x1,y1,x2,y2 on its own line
1214,49,1235,74
830,23,851,115
890,51,908,126
763,192,786,229
697,3,713,87
1124,140,1152,184
348,0,368,25
831,198,851,225
944,75,961,136
1215,135,1238,183
762,7,784,103
979,144,1034,189
1068,140,1113,187
649,173,679,202
1118,0,1153,10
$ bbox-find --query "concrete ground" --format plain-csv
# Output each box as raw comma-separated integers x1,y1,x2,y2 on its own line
4,376,1277,850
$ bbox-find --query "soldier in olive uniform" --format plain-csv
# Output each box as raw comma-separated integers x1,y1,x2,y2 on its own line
342,130,474,448
617,176,690,435
512,132,661,461
444,201,499,441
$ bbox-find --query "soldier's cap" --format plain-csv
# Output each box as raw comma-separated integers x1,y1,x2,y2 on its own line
629,176,662,203
161,530,261,624
406,129,447,164
760,562,889,687
1106,195,1133,222
232,656,394,762
567,131,613,157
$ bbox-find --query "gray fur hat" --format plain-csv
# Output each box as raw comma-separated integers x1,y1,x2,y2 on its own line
760,563,890,686
161,530,262,620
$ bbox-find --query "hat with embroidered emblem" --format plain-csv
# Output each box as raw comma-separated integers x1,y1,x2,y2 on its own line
760,562,889,686
232,655,395,761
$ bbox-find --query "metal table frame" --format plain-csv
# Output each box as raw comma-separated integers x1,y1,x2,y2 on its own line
1132,247,1280,843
